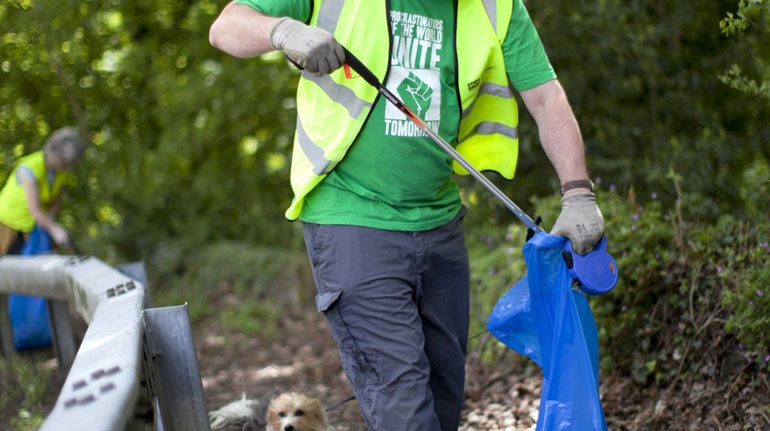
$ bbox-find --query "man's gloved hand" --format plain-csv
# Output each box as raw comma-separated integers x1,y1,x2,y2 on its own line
269,18,345,75
48,223,72,248
551,192,605,255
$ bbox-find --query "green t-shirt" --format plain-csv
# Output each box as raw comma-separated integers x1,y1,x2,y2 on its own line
236,0,556,230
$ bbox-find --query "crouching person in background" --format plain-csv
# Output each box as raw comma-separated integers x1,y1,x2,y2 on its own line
0,126,85,256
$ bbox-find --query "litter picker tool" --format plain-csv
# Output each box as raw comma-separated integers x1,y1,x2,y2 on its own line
341,48,618,295
342,49,540,233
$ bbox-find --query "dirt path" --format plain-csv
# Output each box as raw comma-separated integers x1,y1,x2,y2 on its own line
198,313,369,430
197,312,544,430
197,310,770,431
5,306,766,430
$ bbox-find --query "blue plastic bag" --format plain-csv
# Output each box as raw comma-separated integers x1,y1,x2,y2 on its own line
8,225,53,350
487,232,607,430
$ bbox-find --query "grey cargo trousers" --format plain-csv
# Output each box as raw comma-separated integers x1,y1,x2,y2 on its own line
302,209,470,431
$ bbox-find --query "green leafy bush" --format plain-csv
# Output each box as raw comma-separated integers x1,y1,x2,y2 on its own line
720,0,770,99
721,239,770,358
148,240,314,330
467,186,770,385
0,353,53,430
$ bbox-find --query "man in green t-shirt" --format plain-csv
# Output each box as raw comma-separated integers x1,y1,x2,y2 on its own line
210,2,605,429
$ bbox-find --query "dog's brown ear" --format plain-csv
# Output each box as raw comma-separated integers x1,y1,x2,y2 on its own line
264,404,279,424
305,397,329,426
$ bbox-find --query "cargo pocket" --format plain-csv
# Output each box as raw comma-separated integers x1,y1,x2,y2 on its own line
303,223,341,312
316,289,342,313
325,304,382,388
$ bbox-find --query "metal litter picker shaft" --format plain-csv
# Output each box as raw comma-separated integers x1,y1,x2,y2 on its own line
341,48,618,295
342,48,543,233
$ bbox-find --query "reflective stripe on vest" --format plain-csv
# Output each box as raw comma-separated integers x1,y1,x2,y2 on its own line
296,117,335,175
301,72,372,119
465,122,519,141
461,83,515,119
285,0,518,220
316,0,344,33
482,0,497,33
460,81,518,141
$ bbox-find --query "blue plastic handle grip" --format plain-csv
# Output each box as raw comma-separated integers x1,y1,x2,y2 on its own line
564,236,619,295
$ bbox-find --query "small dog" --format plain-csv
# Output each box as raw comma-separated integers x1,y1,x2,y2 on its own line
210,392,333,431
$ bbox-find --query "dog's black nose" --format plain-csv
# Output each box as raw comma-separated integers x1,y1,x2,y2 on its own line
284,426,294,431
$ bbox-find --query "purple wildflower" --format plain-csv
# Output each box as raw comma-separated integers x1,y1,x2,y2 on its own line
765,355,770,362
757,289,764,297
651,192,658,200
632,213,639,221
621,305,627,312
760,242,769,248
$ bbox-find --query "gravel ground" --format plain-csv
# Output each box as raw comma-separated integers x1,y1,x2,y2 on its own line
12,301,765,430
199,311,770,431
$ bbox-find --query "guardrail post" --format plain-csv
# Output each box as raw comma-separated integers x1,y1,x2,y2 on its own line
0,294,15,356
154,396,166,431
46,299,77,373
143,304,210,431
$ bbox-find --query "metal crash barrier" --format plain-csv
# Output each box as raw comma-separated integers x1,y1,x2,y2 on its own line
0,255,211,431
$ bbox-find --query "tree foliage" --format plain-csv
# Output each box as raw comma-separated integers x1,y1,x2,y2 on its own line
509,0,770,217
2,0,767,259
1,0,768,399
1,0,302,259
719,0,770,99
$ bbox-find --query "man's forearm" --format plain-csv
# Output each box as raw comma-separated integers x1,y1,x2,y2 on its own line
209,2,280,57
523,80,604,253
520,79,590,192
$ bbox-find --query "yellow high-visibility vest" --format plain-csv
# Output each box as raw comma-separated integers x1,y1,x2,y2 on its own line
0,151,67,233
286,0,518,220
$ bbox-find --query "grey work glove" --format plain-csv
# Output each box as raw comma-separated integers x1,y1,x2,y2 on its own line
269,18,345,75
551,192,605,255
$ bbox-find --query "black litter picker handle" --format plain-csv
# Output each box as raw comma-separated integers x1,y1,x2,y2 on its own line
343,47,422,122
342,47,382,90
